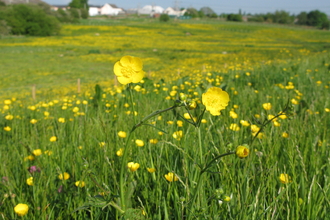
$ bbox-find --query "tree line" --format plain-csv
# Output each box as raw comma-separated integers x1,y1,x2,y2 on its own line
0,1,329,36
185,7,329,29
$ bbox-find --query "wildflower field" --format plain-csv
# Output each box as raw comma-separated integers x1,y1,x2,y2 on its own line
0,18,330,219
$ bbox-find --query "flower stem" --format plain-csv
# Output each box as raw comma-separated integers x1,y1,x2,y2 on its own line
119,131,132,212
128,84,137,125
197,128,203,164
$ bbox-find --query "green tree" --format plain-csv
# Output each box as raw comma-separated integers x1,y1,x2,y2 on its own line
200,7,216,17
198,10,205,18
184,8,199,18
307,10,328,28
69,0,89,19
69,0,89,10
272,10,293,24
296,12,308,25
69,0,82,8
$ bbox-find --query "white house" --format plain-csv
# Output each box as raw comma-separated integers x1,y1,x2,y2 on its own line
89,6,100,16
138,5,164,15
164,7,186,17
100,3,124,16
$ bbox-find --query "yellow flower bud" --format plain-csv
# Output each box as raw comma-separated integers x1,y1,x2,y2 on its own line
164,172,178,182
279,173,291,184
236,145,249,158
127,162,140,172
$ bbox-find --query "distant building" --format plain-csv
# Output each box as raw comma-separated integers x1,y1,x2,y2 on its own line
50,5,68,11
138,5,164,15
88,5,101,16
99,3,125,16
164,7,186,17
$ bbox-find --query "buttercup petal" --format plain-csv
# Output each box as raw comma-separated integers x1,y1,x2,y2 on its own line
130,57,143,71
113,61,123,76
117,76,132,85
119,56,133,67
131,70,145,83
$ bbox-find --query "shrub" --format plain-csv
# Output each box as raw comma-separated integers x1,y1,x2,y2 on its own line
4,4,61,36
80,8,89,19
227,14,243,22
321,19,330,30
56,8,73,23
159,14,170,22
0,20,11,35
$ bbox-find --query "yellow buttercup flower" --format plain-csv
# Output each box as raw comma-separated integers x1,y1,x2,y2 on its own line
5,114,14,120
72,107,79,113
135,139,144,147
252,132,264,139
14,203,29,216
240,120,250,127
127,162,140,172
116,148,124,156
58,172,70,180
189,101,197,109
147,168,156,173
201,119,207,123
282,132,289,138
50,136,57,142
75,181,85,188
183,113,191,120
32,149,42,156
202,87,229,116
24,155,35,161
236,145,249,158
262,103,272,110
229,123,240,131
250,125,260,133
118,131,127,138
164,172,178,182
113,56,145,85
273,121,281,127
4,126,11,131
279,173,291,184
4,99,12,105
30,119,37,124
149,139,158,144
26,177,34,186
172,130,183,140
291,98,299,105
223,196,231,202
58,117,65,123
229,111,238,119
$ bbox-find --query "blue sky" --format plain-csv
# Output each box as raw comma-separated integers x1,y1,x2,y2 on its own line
43,0,330,15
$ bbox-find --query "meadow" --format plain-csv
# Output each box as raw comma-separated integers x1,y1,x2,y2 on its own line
0,18,329,219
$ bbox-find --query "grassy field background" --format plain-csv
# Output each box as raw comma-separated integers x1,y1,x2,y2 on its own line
0,18,329,219
0,18,329,98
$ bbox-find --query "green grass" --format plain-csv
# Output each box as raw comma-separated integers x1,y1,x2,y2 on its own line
0,19,329,219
